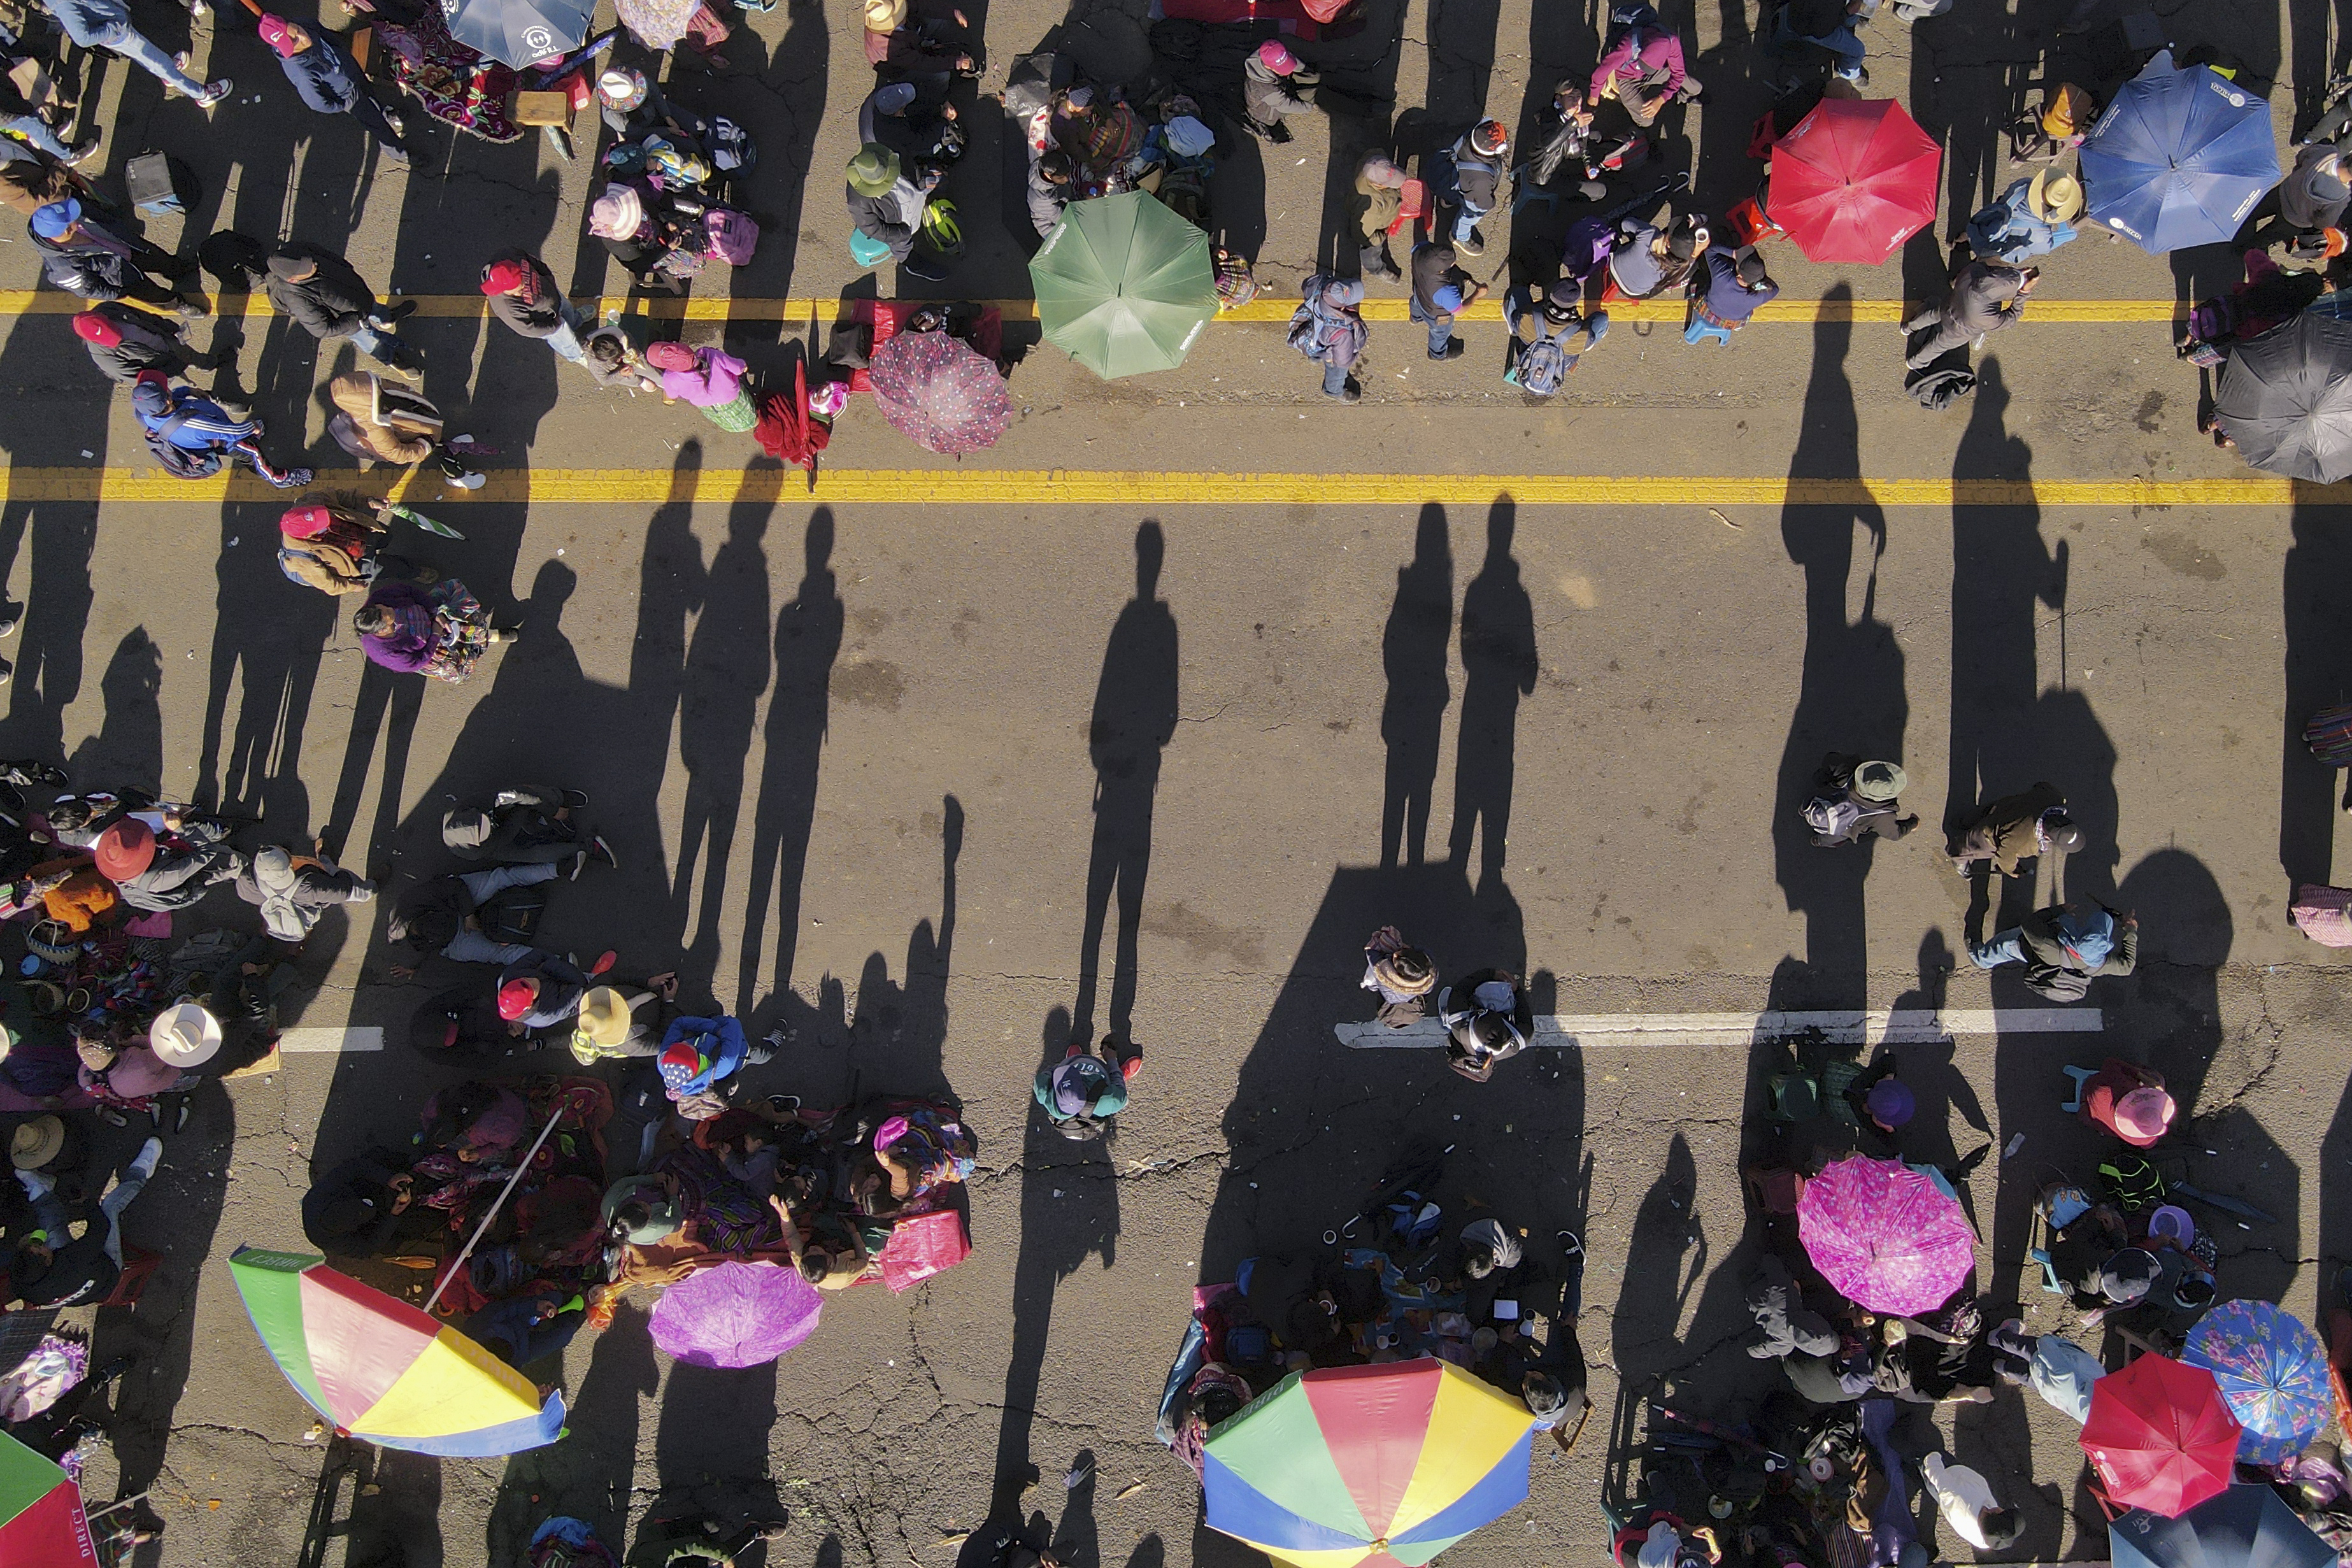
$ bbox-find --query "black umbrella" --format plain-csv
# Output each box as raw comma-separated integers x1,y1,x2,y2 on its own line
2111,1486,2337,1568
2215,311,2352,483
439,0,591,68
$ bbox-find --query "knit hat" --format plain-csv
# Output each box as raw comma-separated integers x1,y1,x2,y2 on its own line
1543,280,1581,322
257,13,301,53
1469,118,1508,156
1865,1076,1914,1128
863,0,906,29
588,183,645,240
576,986,632,1047
596,66,648,111
496,976,538,1020
659,1039,707,1090
267,251,318,281
2113,1085,2175,1143
2098,1247,2159,1304
281,503,333,539
92,818,155,881
1257,39,1301,72
846,143,901,196
644,339,698,373
150,1000,223,1067
1735,248,1768,285
71,310,121,346
29,199,79,239
480,259,529,294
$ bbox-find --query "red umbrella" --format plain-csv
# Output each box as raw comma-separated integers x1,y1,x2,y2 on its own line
2081,1353,2242,1517
1769,97,1942,265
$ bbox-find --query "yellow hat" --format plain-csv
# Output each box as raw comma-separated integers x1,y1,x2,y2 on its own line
576,986,633,1048
864,0,906,29
2027,167,2084,224
10,1115,62,1170
2041,82,2091,138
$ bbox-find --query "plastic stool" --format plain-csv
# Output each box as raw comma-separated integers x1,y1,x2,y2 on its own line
1725,194,1783,248
1766,1073,1818,1120
2061,1063,2097,1113
1684,315,1734,346
99,1244,160,1309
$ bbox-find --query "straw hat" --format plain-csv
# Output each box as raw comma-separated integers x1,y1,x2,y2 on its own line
149,1001,223,1067
576,987,634,1048
1851,760,1908,803
2027,168,2085,224
863,0,906,29
10,1115,62,1170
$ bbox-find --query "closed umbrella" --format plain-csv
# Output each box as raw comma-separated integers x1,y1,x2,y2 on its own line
1030,192,1218,380
441,0,593,67
2081,50,2279,254
2111,1485,2338,1568
229,1246,567,1457
2083,1354,2241,1518
869,329,1013,455
0,1430,96,1567
1795,1155,1974,1315
1769,98,1941,266
2184,1301,2332,1465
649,1262,823,1369
1203,1357,1534,1567
2214,311,2352,482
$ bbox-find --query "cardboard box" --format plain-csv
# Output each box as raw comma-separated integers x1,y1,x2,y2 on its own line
510,89,574,128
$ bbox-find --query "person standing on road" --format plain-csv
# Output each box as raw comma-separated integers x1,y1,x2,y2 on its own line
264,243,420,370
1904,258,2034,367
1441,119,1508,255
1360,924,1437,1027
1411,240,1486,360
1034,1035,1136,1138
71,302,210,385
1291,273,1368,401
1351,152,1415,280
257,14,407,158
277,495,393,595
30,198,204,314
325,371,485,488
481,249,587,362
36,0,229,106
1969,900,2135,999
1241,40,1316,143
235,843,376,943
1946,782,2079,876
129,370,313,487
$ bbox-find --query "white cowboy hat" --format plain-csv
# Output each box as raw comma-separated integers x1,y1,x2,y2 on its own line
149,1001,223,1067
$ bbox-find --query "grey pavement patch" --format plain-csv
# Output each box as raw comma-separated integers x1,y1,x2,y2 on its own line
1335,1008,2102,1049
274,1027,385,1054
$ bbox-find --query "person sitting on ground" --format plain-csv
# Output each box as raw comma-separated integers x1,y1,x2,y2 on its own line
278,494,398,596
860,78,964,166
583,319,664,392
1591,2,1697,126
1947,781,2079,876
1987,1317,2100,1422
443,785,608,868
568,975,679,1063
1744,1253,1837,1359
657,1014,771,1117
1360,924,1437,1027
640,1518,793,1568
1921,1452,2020,1550
497,948,595,1038
860,0,975,77
1964,168,2083,264
385,863,563,975
92,815,239,912
769,1191,874,1290
2006,82,2092,162
1436,967,1534,1082
603,1169,685,1245
1969,900,2136,999
1608,213,1707,300
8,1137,161,1308
1027,148,1073,238
303,1146,436,1257
1242,39,1316,143
1803,753,1918,845
1034,1034,1136,1137
846,142,949,282
234,842,375,943
1526,80,1604,197
463,1290,587,1370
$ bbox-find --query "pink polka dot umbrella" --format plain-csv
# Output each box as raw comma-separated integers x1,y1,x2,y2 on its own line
869,327,1012,456
1796,1155,1976,1316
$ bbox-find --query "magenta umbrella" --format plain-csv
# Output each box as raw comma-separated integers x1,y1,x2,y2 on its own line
648,1262,823,1369
1796,1155,1975,1315
868,328,1012,456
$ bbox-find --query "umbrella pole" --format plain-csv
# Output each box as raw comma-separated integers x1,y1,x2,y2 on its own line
422,1101,568,1316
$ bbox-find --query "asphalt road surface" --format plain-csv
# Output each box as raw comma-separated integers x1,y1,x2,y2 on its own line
2,0,2349,1561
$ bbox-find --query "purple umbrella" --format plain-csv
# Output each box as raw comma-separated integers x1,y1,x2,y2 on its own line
869,328,1012,456
648,1262,823,1369
1797,1155,1976,1315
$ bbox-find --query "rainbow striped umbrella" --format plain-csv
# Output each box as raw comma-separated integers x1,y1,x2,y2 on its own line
0,1429,96,1567
229,1246,567,1457
1202,1358,1534,1568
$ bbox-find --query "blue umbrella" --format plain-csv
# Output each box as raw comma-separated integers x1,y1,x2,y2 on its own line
2183,1301,2332,1465
2111,1486,2337,1568
2081,50,2279,253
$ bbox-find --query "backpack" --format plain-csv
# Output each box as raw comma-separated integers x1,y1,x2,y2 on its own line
1509,332,1572,396
706,115,755,172
703,207,759,265
2305,702,2352,767
1802,794,1860,839
1560,215,1618,282
2021,960,2090,1002
2097,1153,2166,1213
142,417,221,479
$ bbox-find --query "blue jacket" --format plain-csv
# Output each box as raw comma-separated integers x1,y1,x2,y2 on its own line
278,36,363,116
659,1015,748,1094
1965,177,2077,264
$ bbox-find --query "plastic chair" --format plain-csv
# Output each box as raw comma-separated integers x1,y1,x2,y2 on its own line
1684,313,1733,346
1724,194,1783,247
1765,1073,1818,1120
2061,1063,2097,1112
99,1244,161,1309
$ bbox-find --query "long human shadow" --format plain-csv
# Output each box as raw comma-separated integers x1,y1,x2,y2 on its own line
67,629,166,793
674,466,778,986
0,319,112,762
1306,0,1409,277
1071,522,1179,1046
1381,504,1453,869
485,1301,659,1561
634,1360,787,1555
1448,499,1536,890
2280,498,2352,890
738,508,846,1021
1771,287,1907,1008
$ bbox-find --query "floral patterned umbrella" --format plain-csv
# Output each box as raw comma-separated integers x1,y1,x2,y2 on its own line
869,329,1011,456
1795,1155,1975,1315
2184,1301,2332,1465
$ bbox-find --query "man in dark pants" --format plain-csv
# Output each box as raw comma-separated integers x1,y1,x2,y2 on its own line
261,241,420,370
29,197,204,314
1411,240,1488,360
257,14,407,159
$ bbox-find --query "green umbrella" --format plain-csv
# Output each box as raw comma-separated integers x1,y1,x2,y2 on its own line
1029,192,1218,380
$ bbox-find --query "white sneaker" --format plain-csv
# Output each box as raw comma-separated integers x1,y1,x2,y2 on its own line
129,1137,162,1180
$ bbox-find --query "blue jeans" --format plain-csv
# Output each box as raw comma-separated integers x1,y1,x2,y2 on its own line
348,322,407,364
1,113,71,160
1451,201,1488,245
546,302,587,362
50,0,211,97
1776,4,1867,76
440,862,557,964
1409,294,1454,355
1969,929,2025,969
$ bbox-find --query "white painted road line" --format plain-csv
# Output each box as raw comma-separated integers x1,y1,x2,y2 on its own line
1334,1008,2101,1050
276,1027,386,1054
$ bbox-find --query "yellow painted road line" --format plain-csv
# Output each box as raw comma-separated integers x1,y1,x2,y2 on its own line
0,290,2191,325
3,467,2337,506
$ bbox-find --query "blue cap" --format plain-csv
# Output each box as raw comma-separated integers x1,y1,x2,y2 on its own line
29,198,79,239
